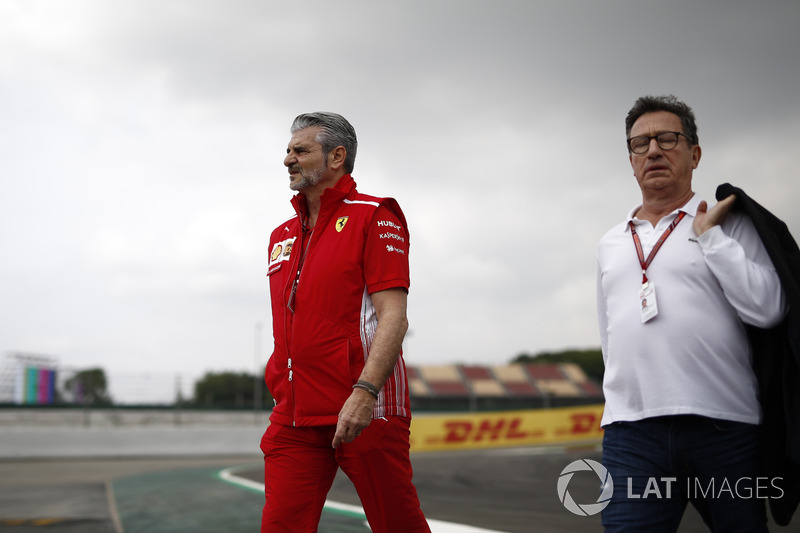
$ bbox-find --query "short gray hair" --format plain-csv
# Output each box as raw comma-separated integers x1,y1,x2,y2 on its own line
291,112,358,174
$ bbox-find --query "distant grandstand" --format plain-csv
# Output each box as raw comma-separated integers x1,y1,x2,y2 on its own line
0,352,60,405
407,363,603,412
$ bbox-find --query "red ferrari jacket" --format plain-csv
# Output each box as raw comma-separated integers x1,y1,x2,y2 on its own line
265,175,412,427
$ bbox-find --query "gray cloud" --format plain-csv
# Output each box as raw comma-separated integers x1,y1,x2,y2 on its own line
1,0,798,402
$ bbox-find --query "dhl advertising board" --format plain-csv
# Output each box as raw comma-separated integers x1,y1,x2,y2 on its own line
409,404,604,452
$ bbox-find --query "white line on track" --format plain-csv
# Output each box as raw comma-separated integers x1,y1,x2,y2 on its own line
218,465,510,533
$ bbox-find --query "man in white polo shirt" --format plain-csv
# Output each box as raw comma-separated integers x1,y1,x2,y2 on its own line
596,95,787,532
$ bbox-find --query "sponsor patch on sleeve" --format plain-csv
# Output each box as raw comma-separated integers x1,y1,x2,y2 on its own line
374,217,408,255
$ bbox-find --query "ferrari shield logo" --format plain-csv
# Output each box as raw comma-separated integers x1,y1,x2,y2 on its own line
336,216,349,232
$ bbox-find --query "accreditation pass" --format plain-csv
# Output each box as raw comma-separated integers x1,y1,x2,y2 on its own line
639,281,658,323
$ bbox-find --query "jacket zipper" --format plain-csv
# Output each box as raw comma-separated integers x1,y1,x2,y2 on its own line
285,225,314,427
287,228,314,313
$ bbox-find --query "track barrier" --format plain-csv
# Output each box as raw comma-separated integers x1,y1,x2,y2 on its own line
409,404,604,452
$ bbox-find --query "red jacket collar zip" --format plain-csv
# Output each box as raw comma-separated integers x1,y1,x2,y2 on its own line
284,174,356,426
290,174,357,225
284,174,357,322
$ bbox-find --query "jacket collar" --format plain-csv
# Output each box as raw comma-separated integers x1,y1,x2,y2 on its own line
290,174,356,224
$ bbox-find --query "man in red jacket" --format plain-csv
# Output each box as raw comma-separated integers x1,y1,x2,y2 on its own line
261,112,430,533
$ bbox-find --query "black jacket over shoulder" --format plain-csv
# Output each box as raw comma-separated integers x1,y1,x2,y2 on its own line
716,183,800,526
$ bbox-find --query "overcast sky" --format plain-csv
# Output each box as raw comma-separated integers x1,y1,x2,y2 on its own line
2,0,799,403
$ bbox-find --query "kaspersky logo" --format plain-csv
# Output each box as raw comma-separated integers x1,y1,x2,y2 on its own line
557,459,613,516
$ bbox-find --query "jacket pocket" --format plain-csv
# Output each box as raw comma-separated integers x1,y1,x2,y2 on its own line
264,352,285,407
347,336,366,383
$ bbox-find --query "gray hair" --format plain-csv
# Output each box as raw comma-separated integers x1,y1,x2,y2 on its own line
291,112,358,174
625,95,699,146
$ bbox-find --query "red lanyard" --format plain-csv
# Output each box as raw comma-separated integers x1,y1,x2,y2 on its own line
629,211,686,285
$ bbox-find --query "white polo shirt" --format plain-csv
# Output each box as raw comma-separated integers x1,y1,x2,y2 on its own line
596,194,786,427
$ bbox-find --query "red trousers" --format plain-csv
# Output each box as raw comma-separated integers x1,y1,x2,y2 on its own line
260,416,430,533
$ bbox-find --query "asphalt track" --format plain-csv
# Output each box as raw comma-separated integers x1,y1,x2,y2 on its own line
1,422,795,533
230,445,714,533
4,448,795,532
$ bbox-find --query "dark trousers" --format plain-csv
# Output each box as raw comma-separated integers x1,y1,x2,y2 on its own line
602,415,769,532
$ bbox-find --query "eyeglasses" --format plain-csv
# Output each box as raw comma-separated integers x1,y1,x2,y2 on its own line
627,131,692,154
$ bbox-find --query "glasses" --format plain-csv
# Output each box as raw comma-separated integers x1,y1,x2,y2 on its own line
627,131,692,154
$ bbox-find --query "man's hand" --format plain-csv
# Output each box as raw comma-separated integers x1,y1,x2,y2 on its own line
332,388,375,448
693,194,737,237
